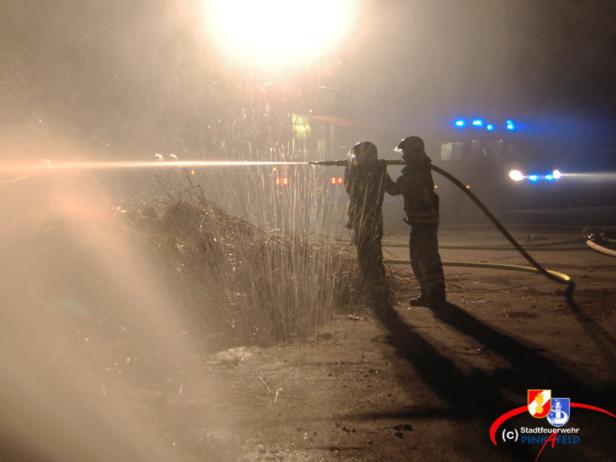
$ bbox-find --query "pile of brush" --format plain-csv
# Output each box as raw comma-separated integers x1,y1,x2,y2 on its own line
129,196,354,348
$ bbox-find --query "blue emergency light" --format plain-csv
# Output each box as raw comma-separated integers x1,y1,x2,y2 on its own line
509,169,563,183
452,117,517,132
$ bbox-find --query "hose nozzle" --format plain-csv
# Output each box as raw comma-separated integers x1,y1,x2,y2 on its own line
309,159,405,167
308,160,349,167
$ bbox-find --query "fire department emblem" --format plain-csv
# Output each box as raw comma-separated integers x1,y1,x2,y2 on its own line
527,389,552,418
547,398,571,427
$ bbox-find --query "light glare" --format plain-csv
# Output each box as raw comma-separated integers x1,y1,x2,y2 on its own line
204,0,355,68
508,169,524,182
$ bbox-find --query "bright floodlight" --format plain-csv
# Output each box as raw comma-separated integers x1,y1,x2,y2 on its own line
454,119,465,127
472,119,484,127
486,123,495,131
204,0,355,68
552,169,562,180
506,119,516,131
508,169,524,182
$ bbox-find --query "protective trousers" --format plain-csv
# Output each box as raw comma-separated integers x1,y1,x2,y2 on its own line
354,221,387,300
356,232,385,281
409,223,445,301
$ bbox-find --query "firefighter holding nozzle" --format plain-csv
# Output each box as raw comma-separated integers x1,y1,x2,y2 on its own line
344,141,396,301
388,136,447,308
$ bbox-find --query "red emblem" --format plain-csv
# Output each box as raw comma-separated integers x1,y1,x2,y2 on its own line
528,389,552,418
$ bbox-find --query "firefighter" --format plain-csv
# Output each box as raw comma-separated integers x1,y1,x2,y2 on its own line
344,141,396,299
388,136,446,308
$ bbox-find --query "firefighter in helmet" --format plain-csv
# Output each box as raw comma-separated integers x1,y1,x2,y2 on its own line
387,136,446,308
344,141,396,299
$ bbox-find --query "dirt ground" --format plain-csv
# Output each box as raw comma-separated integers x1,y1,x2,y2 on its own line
196,227,616,461
4,227,614,462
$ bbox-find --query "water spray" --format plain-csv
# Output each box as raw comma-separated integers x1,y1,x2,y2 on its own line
0,159,309,174
0,160,310,184
309,158,576,302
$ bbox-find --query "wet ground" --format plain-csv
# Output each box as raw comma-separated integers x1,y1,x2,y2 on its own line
202,227,616,461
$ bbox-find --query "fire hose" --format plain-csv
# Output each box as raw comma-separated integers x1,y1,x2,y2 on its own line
310,159,576,302
382,239,584,251
586,238,616,258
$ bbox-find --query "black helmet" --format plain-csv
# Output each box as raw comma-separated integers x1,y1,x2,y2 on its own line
350,141,378,164
395,136,425,155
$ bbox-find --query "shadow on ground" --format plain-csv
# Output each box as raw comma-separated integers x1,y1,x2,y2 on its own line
365,297,616,461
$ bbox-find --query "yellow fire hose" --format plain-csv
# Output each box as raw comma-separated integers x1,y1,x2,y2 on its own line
384,259,573,285
382,239,584,251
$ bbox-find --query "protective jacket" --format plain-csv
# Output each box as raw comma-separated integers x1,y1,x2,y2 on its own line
392,153,439,224
345,159,395,235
